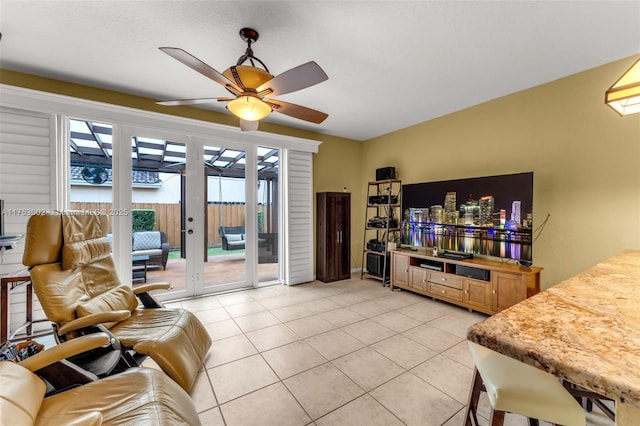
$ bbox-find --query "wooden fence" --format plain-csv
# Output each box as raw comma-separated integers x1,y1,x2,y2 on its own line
70,202,272,249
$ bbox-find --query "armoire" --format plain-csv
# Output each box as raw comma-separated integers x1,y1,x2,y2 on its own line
316,192,351,282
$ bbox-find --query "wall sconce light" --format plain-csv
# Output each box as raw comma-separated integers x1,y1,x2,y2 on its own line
605,57,640,116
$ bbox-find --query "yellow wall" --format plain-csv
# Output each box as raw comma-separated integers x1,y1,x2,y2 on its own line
362,55,640,289
312,134,364,268
3,55,639,289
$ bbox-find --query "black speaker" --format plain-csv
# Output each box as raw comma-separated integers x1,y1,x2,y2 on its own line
454,265,491,282
376,167,396,181
366,252,390,278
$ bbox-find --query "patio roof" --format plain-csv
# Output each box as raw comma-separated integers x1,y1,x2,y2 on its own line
69,119,279,178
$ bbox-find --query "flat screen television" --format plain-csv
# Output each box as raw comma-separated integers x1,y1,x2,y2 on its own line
401,172,533,263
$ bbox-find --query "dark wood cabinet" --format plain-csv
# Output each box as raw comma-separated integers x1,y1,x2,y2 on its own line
316,192,351,282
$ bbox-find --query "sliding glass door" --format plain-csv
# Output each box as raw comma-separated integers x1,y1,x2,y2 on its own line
257,147,281,286
200,145,248,293
67,119,283,300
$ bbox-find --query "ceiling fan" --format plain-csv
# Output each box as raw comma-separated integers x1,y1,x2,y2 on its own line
157,27,329,131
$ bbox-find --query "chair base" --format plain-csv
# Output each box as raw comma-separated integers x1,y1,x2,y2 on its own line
563,380,616,422
464,367,540,426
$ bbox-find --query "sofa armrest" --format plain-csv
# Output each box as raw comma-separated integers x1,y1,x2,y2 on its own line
57,310,131,335
133,283,170,309
133,282,171,294
220,235,230,250
19,333,111,372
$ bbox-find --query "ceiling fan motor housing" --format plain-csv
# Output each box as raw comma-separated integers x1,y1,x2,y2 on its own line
222,65,273,92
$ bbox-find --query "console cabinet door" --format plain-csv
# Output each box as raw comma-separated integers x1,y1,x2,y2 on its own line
410,267,428,291
392,253,409,288
464,279,491,310
492,272,527,312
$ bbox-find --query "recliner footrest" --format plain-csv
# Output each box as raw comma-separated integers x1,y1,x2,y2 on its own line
110,308,211,391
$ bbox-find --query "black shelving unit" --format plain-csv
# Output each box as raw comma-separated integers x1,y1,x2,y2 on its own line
361,179,402,285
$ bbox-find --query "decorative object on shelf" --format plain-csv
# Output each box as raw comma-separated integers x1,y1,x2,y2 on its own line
605,56,640,116
157,28,329,131
361,178,402,285
376,167,396,181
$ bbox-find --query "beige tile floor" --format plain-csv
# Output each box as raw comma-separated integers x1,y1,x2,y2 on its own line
157,277,616,426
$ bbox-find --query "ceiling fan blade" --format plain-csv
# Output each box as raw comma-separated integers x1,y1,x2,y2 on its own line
266,99,328,124
159,47,242,94
157,98,233,106
256,61,328,97
240,119,259,131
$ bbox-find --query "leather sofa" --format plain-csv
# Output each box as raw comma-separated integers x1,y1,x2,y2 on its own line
22,211,212,392
0,333,201,425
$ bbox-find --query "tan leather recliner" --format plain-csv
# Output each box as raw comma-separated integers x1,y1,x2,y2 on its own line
22,211,212,391
0,333,202,425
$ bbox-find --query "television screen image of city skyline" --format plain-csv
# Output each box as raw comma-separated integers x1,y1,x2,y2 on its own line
401,172,533,229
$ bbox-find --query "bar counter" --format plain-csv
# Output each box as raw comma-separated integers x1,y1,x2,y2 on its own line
468,249,640,425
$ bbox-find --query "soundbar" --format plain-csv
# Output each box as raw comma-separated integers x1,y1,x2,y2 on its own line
442,251,473,260
420,263,443,271
454,264,491,282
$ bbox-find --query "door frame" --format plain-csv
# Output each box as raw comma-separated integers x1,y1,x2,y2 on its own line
1,84,321,293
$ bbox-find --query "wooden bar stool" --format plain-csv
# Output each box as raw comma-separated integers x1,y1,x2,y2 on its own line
562,380,615,422
465,341,586,426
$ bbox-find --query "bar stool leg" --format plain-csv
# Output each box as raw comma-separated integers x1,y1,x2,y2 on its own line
465,368,483,426
465,367,542,426
490,410,505,426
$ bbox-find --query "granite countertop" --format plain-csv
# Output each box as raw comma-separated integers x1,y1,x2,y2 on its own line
467,249,640,407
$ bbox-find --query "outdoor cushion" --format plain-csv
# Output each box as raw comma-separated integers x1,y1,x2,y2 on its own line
133,231,161,251
226,233,243,242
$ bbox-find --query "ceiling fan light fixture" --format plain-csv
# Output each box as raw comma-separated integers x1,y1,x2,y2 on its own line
227,95,272,121
605,57,640,116
157,27,328,130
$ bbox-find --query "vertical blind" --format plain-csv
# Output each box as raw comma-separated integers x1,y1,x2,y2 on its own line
0,107,52,335
285,150,314,285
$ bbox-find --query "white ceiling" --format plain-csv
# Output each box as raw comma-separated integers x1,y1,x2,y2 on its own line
1,1,639,141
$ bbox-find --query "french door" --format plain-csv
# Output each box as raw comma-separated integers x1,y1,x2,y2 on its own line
75,122,281,301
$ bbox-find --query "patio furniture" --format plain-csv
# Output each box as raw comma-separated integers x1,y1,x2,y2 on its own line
132,254,149,283
219,226,246,250
132,230,170,269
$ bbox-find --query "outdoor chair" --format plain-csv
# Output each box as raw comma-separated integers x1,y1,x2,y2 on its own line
22,211,212,391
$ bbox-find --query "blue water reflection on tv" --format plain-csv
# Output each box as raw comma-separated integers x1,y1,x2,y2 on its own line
401,222,531,261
